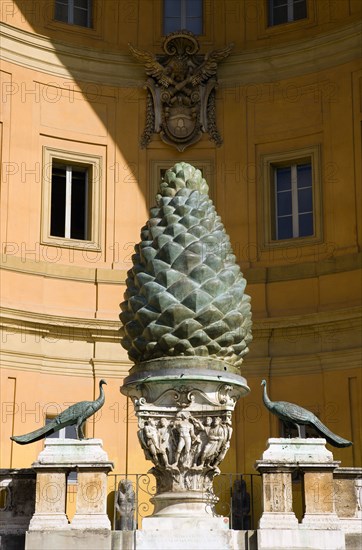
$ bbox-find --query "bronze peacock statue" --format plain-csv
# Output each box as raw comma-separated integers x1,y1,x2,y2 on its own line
11,379,107,445
261,379,352,448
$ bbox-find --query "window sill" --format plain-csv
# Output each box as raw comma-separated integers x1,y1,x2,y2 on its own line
41,236,101,252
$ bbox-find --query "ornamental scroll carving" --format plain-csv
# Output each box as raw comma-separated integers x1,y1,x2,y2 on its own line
129,32,233,151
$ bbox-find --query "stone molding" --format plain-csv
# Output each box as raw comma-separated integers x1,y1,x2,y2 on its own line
0,21,360,86
0,349,130,378
1,305,361,377
0,22,142,86
29,439,113,532
1,249,361,284
0,255,127,283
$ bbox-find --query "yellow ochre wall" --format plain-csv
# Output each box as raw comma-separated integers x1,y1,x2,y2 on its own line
0,0,361,500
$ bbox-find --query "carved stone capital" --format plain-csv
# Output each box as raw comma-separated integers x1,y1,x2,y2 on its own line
122,372,248,513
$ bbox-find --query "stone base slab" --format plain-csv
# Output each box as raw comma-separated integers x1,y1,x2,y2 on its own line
142,515,229,530
25,530,257,550
257,528,345,550
258,438,334,464
259,512,299,529
25,529,112,550
34,438,111,466
135,528,256,550
302,512,341,529
339,516,362,534
28,512,70,531
71,513,111,530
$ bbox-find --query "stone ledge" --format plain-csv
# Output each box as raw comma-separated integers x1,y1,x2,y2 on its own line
257,527,345,550
1,20,361,87
34,438,113,467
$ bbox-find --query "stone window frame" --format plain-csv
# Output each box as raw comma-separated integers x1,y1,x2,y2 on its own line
41,146,102,251
54,0,93,28
149,160,215,209
47,0,102,39
267,0,307,27
163,0,203,36
259,145,322,250
153,1,214,44
258,0,315,38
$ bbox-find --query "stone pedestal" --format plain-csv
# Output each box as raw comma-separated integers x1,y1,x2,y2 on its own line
255,438,345,550
29,470,69,530
121,359,250,532
26,439,113,549
334,467,362,546
258,469,298,529
302,469,340,529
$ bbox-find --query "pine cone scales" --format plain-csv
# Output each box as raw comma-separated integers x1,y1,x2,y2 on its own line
120,162,252,371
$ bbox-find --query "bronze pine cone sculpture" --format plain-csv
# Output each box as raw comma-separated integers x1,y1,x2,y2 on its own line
120,162,252,372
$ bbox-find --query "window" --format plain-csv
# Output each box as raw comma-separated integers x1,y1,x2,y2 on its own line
273,162,313,240
42,147,102,250
280,419,320,439
268,0,307,26
55,0,92,28
260,146,322,248
164,0,203,35
50,164,90,240
46,417,79,440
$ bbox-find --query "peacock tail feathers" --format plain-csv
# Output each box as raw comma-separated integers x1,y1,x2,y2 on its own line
312,417,352,448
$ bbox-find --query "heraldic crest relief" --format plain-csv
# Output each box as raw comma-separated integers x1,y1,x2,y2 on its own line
129,32,233,151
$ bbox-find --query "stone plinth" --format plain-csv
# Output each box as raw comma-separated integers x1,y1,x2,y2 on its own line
334,467,362,541
302,470,340,528
71,469,111,530
27,438,113,539
255,438,345,550
121,363,249,527
29,470,68,530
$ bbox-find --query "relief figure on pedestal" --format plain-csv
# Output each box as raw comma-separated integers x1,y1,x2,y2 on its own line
158,417,171,466
138,418,160,464
214,412,233,467
172,412,196,468
200,417,224,467
190,416,213,466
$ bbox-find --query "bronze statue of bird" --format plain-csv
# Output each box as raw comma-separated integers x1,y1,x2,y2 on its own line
11,379,107,445
261,379,352,448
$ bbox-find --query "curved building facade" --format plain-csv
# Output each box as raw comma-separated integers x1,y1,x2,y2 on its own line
0,0,361,494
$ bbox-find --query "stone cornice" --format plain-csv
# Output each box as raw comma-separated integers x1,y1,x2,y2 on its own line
0,348,130,378
0,254,127,284
0,20,361,87
220,21,362,85
1,305,360,377
1,250,361,285
243,347,362,377
0,22,143,86
1,340,360,379
1,304,360,337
